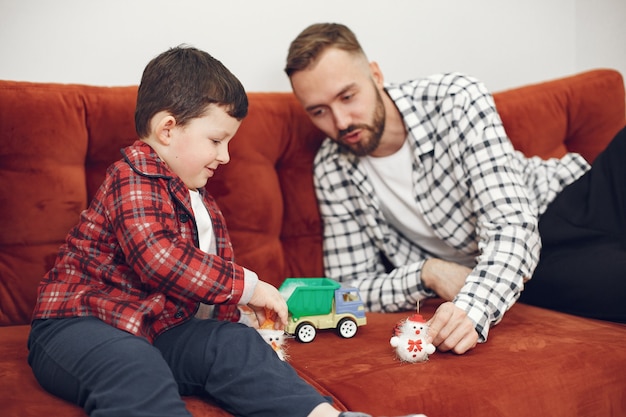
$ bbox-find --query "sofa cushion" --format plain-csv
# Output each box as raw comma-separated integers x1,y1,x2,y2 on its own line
494,69,625,162
0,83,89,325
286,300,626,416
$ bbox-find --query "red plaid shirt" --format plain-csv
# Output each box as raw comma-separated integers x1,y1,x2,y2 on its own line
32,141,244,342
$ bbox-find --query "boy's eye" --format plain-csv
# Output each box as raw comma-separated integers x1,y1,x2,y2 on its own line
342,93,354,101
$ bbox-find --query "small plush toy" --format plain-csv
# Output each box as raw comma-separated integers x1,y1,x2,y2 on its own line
390,313,436,363
257,310,289,361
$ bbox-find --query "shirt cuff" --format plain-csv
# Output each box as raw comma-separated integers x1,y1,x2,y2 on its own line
453,296,490,343
239,267,259,305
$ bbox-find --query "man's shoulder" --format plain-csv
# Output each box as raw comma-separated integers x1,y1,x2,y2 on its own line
388,72,482,88
315,138,342,170
386,72,488,102
313,138,358,181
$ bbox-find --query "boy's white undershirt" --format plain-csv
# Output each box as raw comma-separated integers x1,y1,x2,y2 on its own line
189,189,257,320
360,138,474,267
189,189,216,254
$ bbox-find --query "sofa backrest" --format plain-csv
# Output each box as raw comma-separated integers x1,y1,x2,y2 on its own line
1,69,624,326
492,69,625,162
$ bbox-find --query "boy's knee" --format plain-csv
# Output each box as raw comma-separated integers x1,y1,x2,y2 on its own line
196,322,279,374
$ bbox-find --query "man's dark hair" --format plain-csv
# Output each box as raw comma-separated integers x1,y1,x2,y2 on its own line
135,45,248,138
285,23,365,77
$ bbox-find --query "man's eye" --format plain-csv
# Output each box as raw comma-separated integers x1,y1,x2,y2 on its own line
311,108,326,118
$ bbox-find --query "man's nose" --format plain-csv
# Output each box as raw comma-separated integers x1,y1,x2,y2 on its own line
333,107,351,131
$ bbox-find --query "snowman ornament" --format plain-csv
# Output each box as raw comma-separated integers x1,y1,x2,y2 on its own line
256,310,289,361
390,313,436,363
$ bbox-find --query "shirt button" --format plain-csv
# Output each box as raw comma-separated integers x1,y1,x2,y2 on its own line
179,213,189,223
174,310,184,319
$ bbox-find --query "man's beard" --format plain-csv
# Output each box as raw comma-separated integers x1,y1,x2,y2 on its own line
336,87,386,157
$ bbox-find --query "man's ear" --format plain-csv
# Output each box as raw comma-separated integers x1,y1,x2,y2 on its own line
154,113,177,145
369,61,384,88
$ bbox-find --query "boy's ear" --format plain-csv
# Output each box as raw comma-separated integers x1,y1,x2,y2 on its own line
154,113,177,145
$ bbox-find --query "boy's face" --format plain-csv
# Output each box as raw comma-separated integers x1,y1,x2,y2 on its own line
162,105,241,190
289,47,386,156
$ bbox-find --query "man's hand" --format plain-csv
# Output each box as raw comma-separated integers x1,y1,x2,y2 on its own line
427,302,478,354
421,258,471,301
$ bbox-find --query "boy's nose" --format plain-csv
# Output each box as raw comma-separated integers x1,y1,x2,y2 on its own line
217,147,230,164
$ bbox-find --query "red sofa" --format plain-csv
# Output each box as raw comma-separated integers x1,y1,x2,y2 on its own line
1,69,625,417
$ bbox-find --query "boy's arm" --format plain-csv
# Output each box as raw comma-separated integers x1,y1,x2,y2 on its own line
106,169,248,308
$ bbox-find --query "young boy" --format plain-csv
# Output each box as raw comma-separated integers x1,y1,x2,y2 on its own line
27,46,424,417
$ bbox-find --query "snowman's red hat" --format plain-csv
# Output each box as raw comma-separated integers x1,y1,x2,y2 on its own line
408,314,426,323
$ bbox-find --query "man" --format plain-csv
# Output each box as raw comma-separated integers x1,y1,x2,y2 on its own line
284,23,626,354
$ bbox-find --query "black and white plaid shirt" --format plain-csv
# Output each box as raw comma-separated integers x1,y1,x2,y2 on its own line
314,73,589,341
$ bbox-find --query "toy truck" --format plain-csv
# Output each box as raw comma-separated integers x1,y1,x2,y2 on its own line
279,278,367,343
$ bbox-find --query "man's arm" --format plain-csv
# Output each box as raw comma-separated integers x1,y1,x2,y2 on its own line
433,74,541,344
313,140,437,312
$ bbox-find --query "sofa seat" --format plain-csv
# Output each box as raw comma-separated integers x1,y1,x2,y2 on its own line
3,300,625,416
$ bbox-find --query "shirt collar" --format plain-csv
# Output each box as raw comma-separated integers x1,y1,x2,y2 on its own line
121,140,172,179
385,82,434,158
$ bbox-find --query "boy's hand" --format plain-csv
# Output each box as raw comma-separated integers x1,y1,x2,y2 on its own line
247,281,288,330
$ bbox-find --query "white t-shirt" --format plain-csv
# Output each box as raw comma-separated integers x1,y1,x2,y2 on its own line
189,190,258,323
361,139,474,267
189,189,217,319
189,189,215,254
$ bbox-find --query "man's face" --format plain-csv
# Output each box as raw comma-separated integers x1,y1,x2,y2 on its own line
290,48,386,156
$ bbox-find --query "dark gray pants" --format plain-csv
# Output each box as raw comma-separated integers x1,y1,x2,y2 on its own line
28,317,328,417
520,126,626,323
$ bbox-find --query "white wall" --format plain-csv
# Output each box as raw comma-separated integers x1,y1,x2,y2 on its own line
1,0,625,93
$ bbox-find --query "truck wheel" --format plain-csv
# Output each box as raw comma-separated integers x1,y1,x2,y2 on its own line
295,323,316,343
337,318,358,339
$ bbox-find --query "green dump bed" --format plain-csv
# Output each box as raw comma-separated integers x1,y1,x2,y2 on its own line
279,278,341,318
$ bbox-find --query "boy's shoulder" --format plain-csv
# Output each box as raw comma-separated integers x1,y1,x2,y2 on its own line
120,140,172,180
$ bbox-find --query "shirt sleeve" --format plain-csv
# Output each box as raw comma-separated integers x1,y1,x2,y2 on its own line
437,76,541,341
314,143,437,313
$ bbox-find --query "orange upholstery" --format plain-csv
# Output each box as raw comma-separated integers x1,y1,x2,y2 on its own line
1,70,625,416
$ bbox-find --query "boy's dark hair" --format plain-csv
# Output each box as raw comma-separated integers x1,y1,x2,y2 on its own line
135,45,248,138
284,23,365,77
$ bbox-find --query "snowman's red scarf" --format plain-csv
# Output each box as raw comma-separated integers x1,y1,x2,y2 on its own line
407,339,424,352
